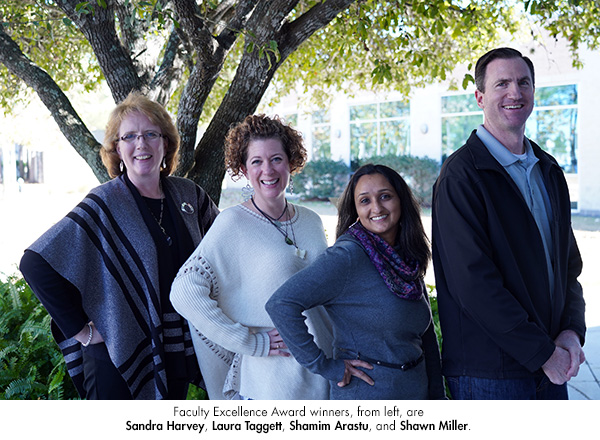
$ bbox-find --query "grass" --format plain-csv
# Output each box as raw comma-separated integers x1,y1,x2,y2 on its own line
572,214,600,232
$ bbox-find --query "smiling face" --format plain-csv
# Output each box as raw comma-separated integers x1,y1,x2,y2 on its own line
354,173,402,246
116,111,166,185
475,57,534,143
242,137,291,206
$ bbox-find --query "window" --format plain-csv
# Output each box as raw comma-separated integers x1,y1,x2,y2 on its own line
441,94,483,160
526,85,578,173
349,100,410,163
441,85,578,173
311,109,331,160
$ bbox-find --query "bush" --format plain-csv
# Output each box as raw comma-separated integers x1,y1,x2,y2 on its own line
0,274,78,399
294,159,350,200
358,154,440,207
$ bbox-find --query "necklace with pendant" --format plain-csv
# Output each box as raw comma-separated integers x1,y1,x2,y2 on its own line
251,197,306,259
147,195,173,246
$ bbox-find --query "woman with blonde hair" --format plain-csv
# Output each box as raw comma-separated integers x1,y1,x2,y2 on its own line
20,92,219,399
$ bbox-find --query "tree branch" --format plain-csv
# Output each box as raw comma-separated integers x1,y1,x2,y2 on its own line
278,0,356,59
215,0,258,50
171,0,252,176
0,26,107,182
114,0,155,86
56,0,141,102
186,0,357,202
149,28,185,106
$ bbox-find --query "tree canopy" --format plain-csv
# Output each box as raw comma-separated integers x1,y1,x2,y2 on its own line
0,1,595,203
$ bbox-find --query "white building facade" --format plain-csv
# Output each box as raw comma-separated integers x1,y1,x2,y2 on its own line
267,41,600,215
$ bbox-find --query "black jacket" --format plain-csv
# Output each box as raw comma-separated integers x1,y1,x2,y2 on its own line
432,131,585,379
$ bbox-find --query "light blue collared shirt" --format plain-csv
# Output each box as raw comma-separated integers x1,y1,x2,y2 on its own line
476,125,555,298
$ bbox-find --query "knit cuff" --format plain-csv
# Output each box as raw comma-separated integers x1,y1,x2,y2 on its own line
255,331,271,357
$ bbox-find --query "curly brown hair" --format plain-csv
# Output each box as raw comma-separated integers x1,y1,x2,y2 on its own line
224,114,307,180
100,92,180,178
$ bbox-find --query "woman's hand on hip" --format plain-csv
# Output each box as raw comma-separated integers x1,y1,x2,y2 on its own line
267,328,290,357
337,359,374,387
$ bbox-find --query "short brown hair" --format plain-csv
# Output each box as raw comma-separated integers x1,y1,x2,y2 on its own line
475,47,535,93
101,92,180,178
224,114,307,180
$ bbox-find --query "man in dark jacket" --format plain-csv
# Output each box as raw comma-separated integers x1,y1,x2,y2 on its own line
432,47,586,399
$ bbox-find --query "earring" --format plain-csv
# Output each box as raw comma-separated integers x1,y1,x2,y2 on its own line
162,157,167,169
119,160,124,172
288,177,294,195
242,181,254,201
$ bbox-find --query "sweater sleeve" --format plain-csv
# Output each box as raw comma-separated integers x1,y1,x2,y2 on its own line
561,228,586,344
266,243,349,382
170,251,270,357
19,250,89,339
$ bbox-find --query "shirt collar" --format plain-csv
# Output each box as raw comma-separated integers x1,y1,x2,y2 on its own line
476,125,537,167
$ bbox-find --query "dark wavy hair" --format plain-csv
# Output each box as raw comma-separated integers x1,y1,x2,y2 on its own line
224,114,307,180
336,164,430,275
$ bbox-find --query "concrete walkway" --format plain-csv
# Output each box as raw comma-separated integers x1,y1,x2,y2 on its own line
568,326,600,399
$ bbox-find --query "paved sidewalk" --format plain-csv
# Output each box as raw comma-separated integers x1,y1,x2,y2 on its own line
568,326,600,400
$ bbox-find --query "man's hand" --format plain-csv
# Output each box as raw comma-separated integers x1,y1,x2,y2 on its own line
542,346,571,385
555,330,585,379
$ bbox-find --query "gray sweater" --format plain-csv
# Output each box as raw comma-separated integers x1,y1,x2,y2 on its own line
266,235,445,400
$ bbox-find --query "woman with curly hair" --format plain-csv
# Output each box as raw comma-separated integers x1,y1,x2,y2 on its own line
170,114,332,399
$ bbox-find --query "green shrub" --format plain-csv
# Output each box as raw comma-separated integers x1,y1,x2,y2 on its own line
294,159,350,200
427,289,442,349
187,383,209,400
358,154,440,207
0,274,78,399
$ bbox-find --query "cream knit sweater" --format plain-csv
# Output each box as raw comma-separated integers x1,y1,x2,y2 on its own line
170,203,332,399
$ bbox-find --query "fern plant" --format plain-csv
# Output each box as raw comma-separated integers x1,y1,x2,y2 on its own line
0,274,78,400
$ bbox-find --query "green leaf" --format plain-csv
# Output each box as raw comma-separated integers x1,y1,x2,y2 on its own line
75,2,90,12
462,73,475,89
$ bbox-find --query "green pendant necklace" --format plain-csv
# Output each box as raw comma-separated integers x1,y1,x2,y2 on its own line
251,197,306,258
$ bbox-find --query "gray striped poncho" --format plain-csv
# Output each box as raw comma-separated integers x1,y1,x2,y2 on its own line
27,175,218,399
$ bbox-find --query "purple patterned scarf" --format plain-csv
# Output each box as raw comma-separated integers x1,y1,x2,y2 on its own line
344,222,423,300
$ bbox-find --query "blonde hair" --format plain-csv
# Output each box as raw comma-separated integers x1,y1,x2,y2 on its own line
100,92,180,178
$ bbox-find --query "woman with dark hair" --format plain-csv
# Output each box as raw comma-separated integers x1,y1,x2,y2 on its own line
170,114,332,400
266,164,445,399
19,92,219,399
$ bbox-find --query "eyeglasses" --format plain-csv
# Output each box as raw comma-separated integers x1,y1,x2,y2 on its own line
118,131,164,143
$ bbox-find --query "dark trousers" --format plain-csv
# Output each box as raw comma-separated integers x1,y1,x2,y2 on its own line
446,374,568,400
82,343,189,399
82,343,132,399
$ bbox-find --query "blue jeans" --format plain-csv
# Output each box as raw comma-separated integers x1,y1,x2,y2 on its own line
446,375,568,400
